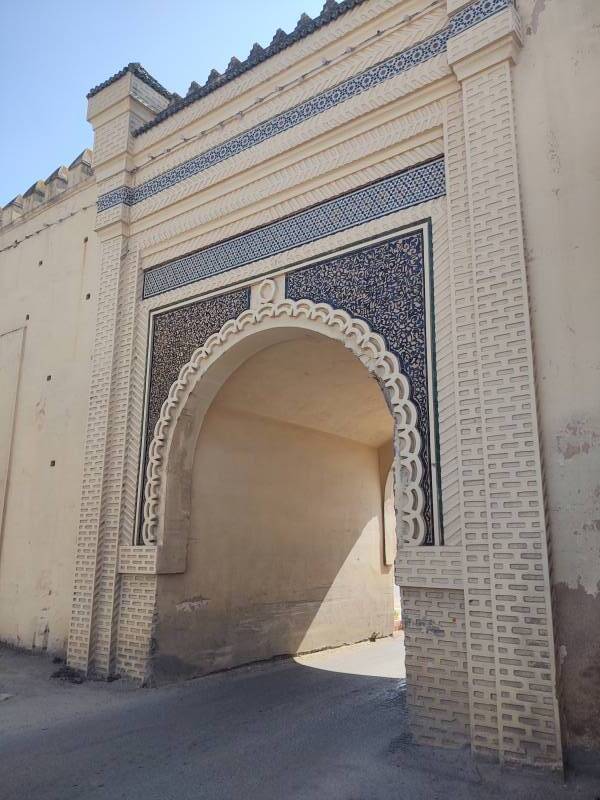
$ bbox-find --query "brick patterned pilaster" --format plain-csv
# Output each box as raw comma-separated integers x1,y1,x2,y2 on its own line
67,72,166,676
67,234,128,671
447,1,562,767
445,91,500,758
403,588,470,748
88,246,141,675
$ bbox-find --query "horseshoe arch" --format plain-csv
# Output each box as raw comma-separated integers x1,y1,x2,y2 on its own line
141,292,427,569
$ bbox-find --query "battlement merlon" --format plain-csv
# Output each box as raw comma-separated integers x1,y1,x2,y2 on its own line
86,64,171,184
0,150,94,230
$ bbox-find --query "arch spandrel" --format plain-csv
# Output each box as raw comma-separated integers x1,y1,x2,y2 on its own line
142,290,427,568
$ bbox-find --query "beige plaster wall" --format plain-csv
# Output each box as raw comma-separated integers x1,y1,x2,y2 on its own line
153,337,395,679
0,329,25,538
514,0,600,751
0,183,99,655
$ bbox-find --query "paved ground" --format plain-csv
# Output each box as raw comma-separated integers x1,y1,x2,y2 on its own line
0,637,598,800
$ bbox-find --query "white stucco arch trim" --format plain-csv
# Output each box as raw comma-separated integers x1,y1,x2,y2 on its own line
141,295,427,560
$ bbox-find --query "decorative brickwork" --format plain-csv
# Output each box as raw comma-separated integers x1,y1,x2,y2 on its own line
403,587,470,747
460,60,560,766
115,574,157,681
444,87,501,757
67,235,127,672
445,0,562,767
396,546,463,590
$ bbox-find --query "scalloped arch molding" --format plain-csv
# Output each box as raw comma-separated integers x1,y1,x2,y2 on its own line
142,296,427,556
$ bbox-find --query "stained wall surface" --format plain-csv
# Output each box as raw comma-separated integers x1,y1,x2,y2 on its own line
514,0,600,751
0,182,99,655
153,338,395,679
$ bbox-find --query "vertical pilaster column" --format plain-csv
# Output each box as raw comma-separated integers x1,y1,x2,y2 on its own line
68,226,129,674
447,1,562,767
88,243,141,674
67,70,169,676
445,91,500,756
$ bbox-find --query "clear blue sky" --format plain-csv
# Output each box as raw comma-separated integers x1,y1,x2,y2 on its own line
0,0,326,207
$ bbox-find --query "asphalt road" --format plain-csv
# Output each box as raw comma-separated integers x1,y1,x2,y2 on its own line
0,637,597,800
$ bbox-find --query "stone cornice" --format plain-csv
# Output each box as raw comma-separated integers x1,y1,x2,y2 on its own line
132,0,369,138
447,2,521,80
87,62,172,100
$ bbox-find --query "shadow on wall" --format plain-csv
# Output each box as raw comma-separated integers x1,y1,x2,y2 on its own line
152,336,397,682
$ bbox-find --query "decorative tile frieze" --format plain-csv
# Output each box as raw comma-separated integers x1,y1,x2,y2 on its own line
448,0,512,31
286,232,436,545
97,0,511,213
143,157,446,298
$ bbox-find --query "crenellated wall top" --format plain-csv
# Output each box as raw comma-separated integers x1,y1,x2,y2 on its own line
0,149,94,229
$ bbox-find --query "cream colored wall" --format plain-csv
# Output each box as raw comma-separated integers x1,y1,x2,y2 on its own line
0,329,25,540
153,337,395,679
0,182,99,655
514,0,600,750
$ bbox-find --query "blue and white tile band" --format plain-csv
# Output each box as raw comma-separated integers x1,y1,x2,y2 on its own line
142,156,446,298
99,0,511,213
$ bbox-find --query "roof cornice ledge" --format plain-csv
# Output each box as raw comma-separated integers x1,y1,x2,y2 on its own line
132,0,369,138
87,62,172,100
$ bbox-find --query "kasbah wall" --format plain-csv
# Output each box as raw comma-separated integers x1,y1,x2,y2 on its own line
0,152,99,655
0,0,598,761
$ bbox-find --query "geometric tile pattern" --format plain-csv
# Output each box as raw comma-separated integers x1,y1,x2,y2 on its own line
144,289,250,520
143,157,446,298
286,232,437,545
98,0,512,213
144,288,250,458
138,288,251,541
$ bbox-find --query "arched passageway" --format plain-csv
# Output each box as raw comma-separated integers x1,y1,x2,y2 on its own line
152,332,401,679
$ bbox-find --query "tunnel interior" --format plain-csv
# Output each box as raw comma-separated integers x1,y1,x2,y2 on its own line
153,332,399,680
